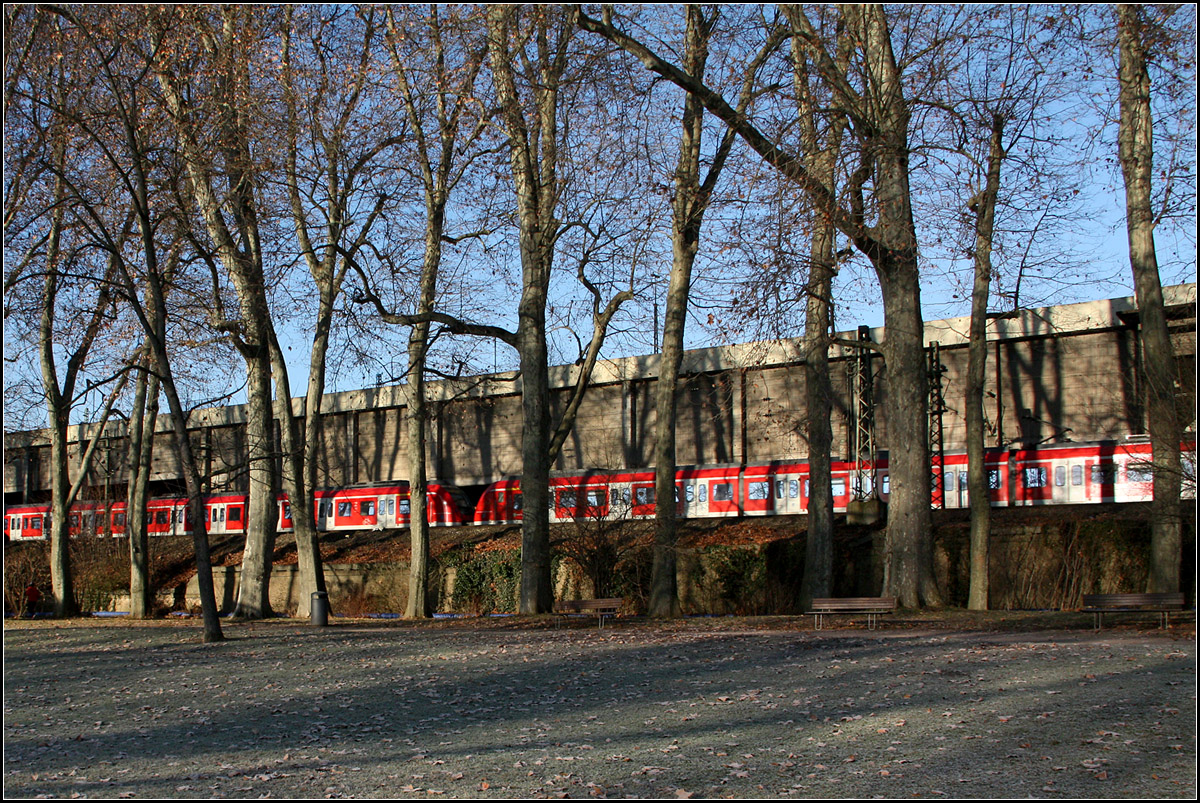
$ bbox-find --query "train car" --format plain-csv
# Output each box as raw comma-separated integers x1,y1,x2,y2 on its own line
473,479,523,524
309,482,470,532
4,504,48,540
1006,439,1155,506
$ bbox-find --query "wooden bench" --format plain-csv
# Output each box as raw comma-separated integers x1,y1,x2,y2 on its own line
808,597,897,630
1081,592,1186,631
554,598,623,630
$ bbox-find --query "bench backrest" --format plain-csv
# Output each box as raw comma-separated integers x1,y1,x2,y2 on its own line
1082,592,1185,609
811,597,897,611
556,598,623,613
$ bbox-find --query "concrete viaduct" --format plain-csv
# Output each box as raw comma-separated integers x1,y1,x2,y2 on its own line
4,284,1195,504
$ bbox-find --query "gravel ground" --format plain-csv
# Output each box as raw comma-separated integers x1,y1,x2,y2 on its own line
3,616,1195,799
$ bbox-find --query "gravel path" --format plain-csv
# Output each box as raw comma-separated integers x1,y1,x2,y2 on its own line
3,618,1195,798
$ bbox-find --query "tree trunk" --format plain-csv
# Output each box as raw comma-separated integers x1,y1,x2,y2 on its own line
800,227,836,609
877,249,939,608
126,350,159,619
1116,5,1183,593
965,115,1005,610
649,6,715,620
233,350,277,618
404,223,441,619
857,5,940,608
487,5,573,614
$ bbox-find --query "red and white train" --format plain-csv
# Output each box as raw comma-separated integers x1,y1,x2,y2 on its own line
3,482,470,541
4,438,1194,540
476,438,1195,524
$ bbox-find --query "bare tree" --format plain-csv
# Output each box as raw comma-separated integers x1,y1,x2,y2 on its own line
152,5,295,619
275,5,414,617
378,5,490,617
582,4,947,607
17,5,229,640
781,5,850,611
638,6,773,617
1115,4,1189,593
485,5,635,613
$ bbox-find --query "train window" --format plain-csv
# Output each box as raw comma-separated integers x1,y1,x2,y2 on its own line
685,485,695,503
1091,465,1116,484
831,478,847,496
69,514,80,528
712,483,733,502
1055,466,1066,487
635,486,655,505
775,480,785,499
337,501,352,517
228,507,242,522
512,493,523,511
1023,467,1047,488
698,484,707,502
155,510,168,525
748,481,770,501
610,488,621,506
958,471,968,490
399,498,411,515
282,503,292,520
12,518,21,532
804,479,810,497
1071,465,1083,486
674,486,680,502
882,475,890,494
987,470,1001,490
1127,465,1152,483
584,490,605,510
360,500,375,516
29,517,42,531
557,490,577,509
789,479,799,499
385,499,394,516
113,513,126,526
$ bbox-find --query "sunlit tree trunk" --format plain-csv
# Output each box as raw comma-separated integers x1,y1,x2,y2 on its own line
1116,5,1183,593
965,115,1004,610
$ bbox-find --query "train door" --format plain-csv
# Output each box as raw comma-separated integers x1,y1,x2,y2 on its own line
773,475,801,515
608,485,632,519
1055,459,1089,503
678,482,698,518
939,469,960,508
379,495,397,528
954,470,969,508
207,503,227,534
315,497,334,531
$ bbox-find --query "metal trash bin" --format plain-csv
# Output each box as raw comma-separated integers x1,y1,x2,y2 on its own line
311,591,329,627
